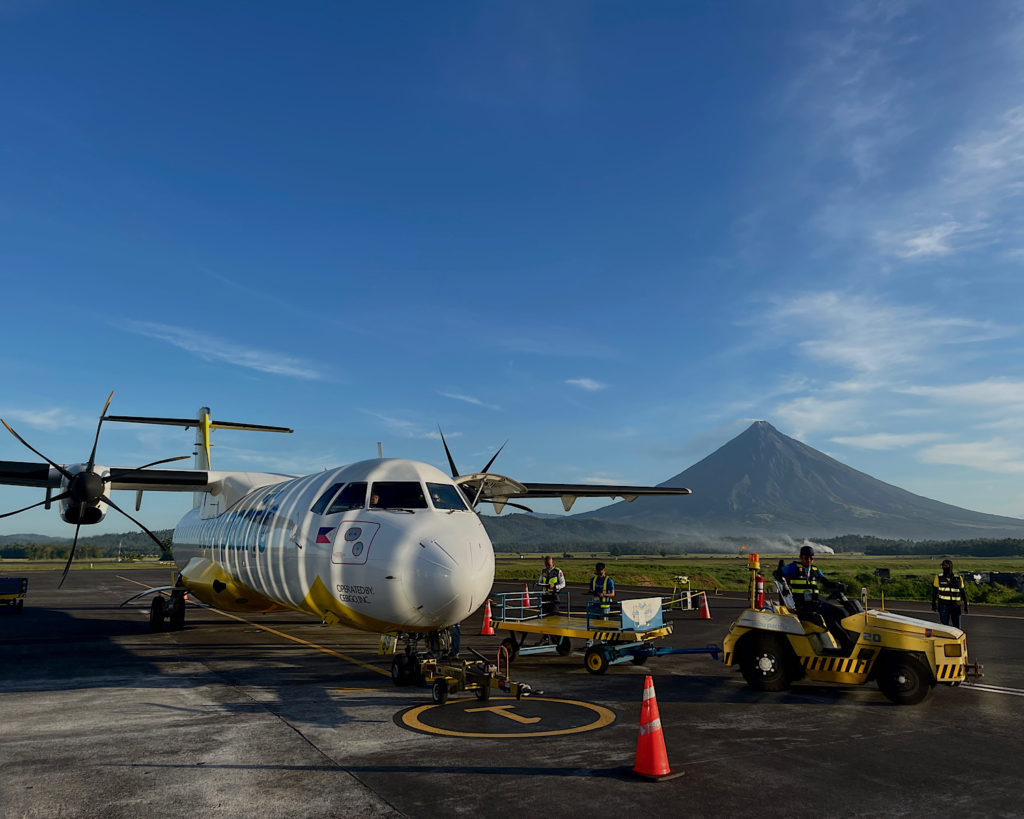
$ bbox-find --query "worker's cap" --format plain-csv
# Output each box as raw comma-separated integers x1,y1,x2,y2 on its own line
799,545,815,558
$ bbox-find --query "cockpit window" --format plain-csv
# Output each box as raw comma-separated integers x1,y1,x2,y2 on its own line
427,482,468,511
311,483,344,515
369,481,428,509
326,482,367,514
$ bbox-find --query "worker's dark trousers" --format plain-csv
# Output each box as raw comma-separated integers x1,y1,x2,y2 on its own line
938,604,962,628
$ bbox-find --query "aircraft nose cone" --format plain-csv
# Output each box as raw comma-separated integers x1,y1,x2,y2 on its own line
407,536,494,627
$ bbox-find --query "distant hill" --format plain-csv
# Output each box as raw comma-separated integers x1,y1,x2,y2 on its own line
480,514,669,550
580,421,1024,540
0,530,173,549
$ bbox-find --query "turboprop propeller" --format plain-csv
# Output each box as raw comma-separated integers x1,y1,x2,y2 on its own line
438,428,534,513
0,392,188,587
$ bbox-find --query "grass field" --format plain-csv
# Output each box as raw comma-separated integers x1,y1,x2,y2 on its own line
497,553,1024,606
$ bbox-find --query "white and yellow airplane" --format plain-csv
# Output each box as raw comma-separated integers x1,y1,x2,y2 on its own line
0,394,690,683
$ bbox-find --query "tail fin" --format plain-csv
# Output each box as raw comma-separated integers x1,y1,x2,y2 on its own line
106,408,293,507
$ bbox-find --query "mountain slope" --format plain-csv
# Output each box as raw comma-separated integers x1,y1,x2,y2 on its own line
581,421,1024,539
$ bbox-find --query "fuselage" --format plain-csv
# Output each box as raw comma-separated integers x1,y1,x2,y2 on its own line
171,458,495,633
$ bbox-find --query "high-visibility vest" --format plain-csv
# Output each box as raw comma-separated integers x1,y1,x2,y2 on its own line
540,568,561,593
590,575,612,611
934,574,964,604
787,565,823,602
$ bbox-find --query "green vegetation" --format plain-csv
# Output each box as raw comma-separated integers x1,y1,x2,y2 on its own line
496,553,1024,607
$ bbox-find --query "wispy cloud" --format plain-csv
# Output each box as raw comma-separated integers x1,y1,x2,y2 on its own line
919,438,1024,475
120,321,325,380
831,432,946,450
439,392,501,411
0,407,93,432
565,378,606,392
767,291,1013,375
902,378,1024,407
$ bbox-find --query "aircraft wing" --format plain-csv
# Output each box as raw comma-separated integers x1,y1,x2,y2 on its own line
455,472,690,513
0,460,211,492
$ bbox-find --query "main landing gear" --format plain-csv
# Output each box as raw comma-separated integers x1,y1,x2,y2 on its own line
390,624,461,687
149,589,187,633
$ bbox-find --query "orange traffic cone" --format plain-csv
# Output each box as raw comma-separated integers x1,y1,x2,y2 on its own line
522,583,531,609
632,675,675,780
698,592,711,620
480,599,495,636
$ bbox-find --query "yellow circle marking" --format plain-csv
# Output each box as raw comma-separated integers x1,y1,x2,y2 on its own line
401,697,616,738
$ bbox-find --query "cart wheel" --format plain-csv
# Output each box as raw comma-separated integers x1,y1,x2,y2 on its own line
475,684,491,702
556,636,572,656
585,646,610,675
148,596,165,632
432,678,449,705
500,637,519,661
631,654,648,666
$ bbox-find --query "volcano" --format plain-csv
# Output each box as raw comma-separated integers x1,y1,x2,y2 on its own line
580,421,1024,539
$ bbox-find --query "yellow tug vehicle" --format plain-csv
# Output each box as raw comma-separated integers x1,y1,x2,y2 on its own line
722,554,981,705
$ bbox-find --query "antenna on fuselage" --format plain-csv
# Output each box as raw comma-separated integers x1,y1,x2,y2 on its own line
377,442,383,458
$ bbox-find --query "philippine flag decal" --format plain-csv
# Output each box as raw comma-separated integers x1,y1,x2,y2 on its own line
316,527,336,544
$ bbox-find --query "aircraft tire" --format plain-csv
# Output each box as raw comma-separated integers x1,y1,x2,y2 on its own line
149,596,165,633
168,598,185,631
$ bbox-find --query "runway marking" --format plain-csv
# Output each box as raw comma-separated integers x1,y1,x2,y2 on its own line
465,704,541,724
399,697,615,739
116,575,389,677
961,683,1024,698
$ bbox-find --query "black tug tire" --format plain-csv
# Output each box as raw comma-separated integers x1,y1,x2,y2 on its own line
148,596,165,632
432,678,449,705
738,633,792,692
500,637,518,662
556,636,572,656
877,655,933,706
475,685,491,702
584,646,610,675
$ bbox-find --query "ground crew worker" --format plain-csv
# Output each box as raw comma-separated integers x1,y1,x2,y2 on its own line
537,555,565,615
589,562,615,616
781,545,854,652
932,559,969,628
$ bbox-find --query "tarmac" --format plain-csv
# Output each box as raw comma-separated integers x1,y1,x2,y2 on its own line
1,569,1022,818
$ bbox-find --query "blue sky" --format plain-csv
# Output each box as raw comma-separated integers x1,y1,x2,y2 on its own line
3,1,1024,537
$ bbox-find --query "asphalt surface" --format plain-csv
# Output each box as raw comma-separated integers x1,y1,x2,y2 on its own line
1,569,1022,818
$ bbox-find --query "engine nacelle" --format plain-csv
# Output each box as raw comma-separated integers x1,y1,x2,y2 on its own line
58,463,111,525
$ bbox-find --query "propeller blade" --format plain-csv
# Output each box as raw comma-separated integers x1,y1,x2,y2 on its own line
86,391,115,470
104,455,190,482
438,427,460,478
104,495,168,552
0,490,70,520
59,522,83,589
480,440,507,476
0,420,74,480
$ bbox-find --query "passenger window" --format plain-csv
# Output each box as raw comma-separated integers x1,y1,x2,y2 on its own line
427,483,468,511
326,482,368,514
311,483,344,515
369,481,428,509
